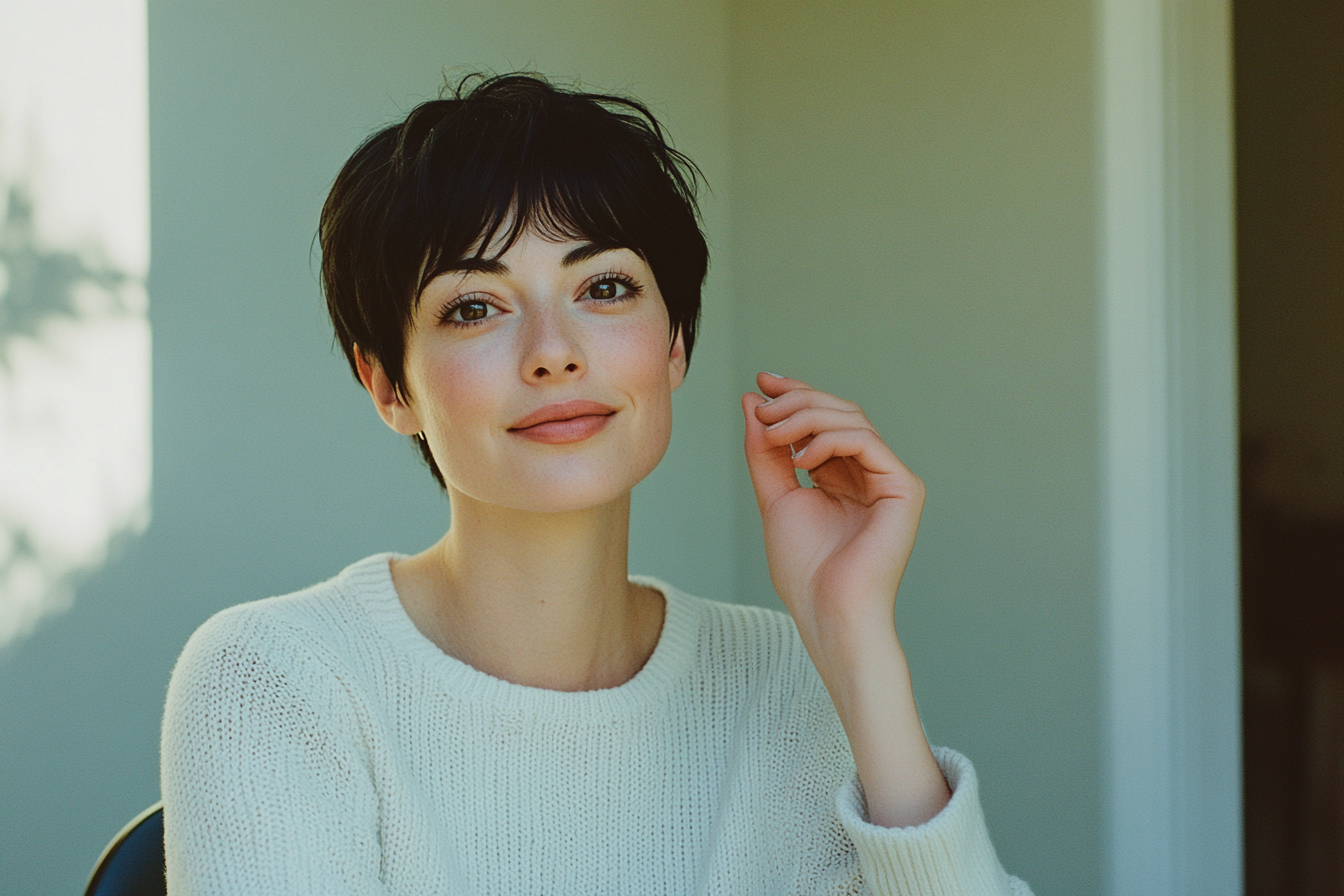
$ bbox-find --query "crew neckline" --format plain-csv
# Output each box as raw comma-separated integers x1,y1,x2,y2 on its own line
341,552,700,714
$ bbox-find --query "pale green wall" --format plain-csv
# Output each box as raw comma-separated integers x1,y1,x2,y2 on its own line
0,3,1107,893
726,4,1103,892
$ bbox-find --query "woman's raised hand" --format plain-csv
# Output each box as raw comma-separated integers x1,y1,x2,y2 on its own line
741,371,949,829
741,372,924,647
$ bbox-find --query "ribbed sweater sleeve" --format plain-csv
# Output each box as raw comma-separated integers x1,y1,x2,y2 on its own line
835,747,1032,895
160,604,388,895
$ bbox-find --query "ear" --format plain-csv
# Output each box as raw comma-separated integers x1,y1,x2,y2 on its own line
668,329,688,392
354,346,423,436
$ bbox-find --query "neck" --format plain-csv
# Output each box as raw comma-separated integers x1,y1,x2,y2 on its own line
392,489,664,691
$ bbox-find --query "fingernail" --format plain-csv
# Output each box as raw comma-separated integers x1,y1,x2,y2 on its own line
765,420,783,430
762,371,784,378
790,443,805,459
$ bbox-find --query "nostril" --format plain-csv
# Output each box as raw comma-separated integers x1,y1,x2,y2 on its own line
565,363,579,372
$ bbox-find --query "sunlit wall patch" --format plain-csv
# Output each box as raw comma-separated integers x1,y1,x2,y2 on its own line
0,0,150,648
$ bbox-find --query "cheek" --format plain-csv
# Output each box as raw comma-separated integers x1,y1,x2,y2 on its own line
603,318,675,408
609,320,678,467
410,340,509,438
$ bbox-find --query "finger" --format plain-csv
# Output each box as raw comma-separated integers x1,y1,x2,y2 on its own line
758,406,874,449
752,388,863,427
755,371,813,400
742,392,802,511
791,427,912,482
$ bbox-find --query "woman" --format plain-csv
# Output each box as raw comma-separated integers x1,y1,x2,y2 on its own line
161,73,1030,895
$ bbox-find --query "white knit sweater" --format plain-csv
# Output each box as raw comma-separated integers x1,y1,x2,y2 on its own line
161,554,1030,895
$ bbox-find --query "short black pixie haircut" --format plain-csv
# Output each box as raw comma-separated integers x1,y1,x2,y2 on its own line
319,72,709,488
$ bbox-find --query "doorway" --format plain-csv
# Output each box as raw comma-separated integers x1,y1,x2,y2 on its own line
1236,2,1344,893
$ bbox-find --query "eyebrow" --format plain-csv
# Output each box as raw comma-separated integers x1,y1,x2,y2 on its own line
439,242,622,277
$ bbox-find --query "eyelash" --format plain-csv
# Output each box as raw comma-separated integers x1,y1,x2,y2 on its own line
436,271,642,328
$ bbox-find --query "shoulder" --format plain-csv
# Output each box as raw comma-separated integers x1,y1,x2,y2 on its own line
166,554,398,708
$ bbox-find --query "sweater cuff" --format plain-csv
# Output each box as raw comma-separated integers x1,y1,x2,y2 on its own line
835,746,1016,896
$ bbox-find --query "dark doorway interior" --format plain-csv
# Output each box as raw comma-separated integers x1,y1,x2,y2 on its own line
1236,2,1344,893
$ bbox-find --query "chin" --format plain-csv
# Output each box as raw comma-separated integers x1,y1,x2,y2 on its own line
453,456,662,515
474,480,633,515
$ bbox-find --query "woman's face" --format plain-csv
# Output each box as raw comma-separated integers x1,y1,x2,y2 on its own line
383,227,686,513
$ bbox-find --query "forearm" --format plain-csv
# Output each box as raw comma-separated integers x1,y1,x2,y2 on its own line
805,613,950,829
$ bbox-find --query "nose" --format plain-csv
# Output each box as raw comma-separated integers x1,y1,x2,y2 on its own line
520,303,585,382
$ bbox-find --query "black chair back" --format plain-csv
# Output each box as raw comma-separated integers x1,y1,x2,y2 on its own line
84,802,166,896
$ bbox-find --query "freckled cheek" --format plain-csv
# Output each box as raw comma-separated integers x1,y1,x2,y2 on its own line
604,323,673,396
416,344,512,438
602,320,677,432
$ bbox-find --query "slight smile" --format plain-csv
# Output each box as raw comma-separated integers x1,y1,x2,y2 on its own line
508,400,618,445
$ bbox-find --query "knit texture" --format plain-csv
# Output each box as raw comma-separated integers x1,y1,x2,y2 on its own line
161,554,1030,895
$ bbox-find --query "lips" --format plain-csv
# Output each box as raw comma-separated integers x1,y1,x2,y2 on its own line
508,399,617,438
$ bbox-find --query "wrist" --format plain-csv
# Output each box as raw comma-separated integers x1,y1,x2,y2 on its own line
804,605,901,674
799,615,908,726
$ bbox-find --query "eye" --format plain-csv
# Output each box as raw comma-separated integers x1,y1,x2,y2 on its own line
584,275,639,303
439,298,500,326
586,279,625,301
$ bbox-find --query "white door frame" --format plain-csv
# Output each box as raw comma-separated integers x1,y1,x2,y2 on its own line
1098,1,1242,893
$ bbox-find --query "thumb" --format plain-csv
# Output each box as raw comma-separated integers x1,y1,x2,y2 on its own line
742,392,800,514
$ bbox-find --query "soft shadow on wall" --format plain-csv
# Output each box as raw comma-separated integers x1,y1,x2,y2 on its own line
0,2,151,653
